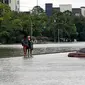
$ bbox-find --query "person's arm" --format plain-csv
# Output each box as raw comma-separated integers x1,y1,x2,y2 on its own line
21,40,24,46
30,41,33,50
21,40,26,46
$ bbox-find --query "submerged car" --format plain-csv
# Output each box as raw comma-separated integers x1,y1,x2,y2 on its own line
68,48,85,57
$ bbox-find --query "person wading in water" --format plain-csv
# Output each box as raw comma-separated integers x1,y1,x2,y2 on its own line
28,36,33,57
21,35,33,57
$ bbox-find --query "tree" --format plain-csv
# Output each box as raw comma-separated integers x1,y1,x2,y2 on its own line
0,2,12,43
74,16,85,41
31,6,44,15
49,10,77,42
0,0,3,3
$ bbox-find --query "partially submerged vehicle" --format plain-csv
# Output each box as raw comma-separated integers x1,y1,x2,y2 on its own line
68,48,85,57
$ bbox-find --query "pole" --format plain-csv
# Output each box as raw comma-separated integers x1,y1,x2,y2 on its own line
36,0,38,14
31,20,32,38
2,0,4,3
37,0,38,6
58,29,60,42
54,20,56,42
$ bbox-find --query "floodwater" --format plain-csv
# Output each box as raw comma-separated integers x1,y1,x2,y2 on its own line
0,48,22,58
0,42,85,57
0,52,85,85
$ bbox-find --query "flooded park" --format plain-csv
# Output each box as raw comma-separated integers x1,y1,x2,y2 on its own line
1,0,85,84
0,42,85,85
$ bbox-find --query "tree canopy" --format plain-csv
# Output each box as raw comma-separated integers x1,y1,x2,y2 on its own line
0,3,85,44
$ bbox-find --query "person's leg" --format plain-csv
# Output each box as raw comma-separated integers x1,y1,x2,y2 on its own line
27,48,29,57
30,49,32,57
23,46,27,57
30,43,33,57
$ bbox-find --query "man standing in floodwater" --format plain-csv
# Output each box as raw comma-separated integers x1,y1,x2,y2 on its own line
21,35,29,57
21,35,33,57
28,36,33,57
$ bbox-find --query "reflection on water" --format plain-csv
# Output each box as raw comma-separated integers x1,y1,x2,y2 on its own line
0,48,23,58
0,42,84,58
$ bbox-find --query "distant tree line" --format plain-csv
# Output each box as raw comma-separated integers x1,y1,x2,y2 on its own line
0,2,85,44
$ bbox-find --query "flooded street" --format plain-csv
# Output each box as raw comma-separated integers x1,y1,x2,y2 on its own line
0,42,85,57
0,52,85,85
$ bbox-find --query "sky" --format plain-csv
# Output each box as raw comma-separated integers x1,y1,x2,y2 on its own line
20,0,85,11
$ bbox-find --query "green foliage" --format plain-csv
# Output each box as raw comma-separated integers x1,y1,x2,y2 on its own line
0,4,85,43
31,6,44,15
0,0,1,2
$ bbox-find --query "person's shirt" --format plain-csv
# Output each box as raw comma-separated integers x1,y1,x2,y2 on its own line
28,40,33,49
21,38,28,47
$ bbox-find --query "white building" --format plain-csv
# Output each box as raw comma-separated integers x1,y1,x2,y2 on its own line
3,0,20,12
81,7,85,17
59,4,72,12
59,4,85,17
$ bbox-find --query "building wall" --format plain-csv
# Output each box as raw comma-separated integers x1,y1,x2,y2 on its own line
50,4,85,17
3,0,9,4
72,8,81,16
9,0,20,12
16,0,20,12
59,4,72,12
45,3,53,16
81,7,85,17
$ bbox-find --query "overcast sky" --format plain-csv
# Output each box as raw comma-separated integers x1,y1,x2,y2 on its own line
20,0,85,11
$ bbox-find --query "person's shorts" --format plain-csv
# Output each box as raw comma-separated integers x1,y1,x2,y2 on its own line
23,45,29,49
29,44,33,50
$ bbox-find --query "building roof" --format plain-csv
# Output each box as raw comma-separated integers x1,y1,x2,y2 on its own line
81,6,85,8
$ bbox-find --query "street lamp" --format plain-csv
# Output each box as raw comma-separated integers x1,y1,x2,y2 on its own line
54,20,56,42
37,0,38,6
36,0,38,14
58,29,60,42
30,20,32,38
54,19,60,42
29,10,33,38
